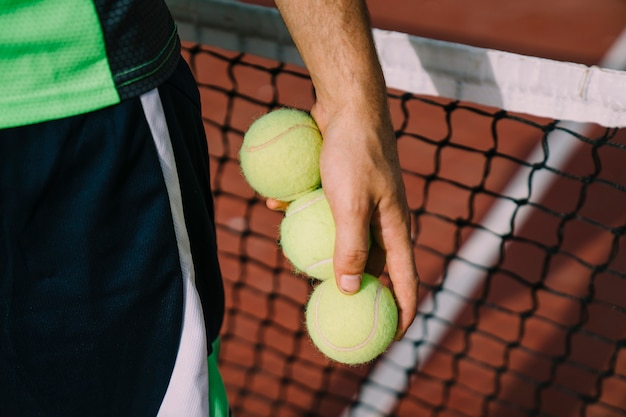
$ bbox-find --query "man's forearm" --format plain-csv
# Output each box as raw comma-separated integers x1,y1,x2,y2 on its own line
273,0,419,338
274,0,388,121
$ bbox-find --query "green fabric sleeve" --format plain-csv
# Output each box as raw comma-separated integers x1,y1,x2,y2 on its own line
0,0,119,128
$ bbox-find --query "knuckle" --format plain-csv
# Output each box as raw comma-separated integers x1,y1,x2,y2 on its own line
336,248,369,270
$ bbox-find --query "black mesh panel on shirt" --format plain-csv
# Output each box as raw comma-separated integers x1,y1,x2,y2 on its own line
94,0,181,101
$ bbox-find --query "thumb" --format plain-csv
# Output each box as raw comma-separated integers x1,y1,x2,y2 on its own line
332,206,371,294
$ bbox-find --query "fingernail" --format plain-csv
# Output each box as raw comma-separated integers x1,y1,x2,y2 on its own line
340,274,361,293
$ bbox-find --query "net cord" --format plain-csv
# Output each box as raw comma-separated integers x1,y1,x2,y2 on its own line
167,0,626,127
342,27,626,417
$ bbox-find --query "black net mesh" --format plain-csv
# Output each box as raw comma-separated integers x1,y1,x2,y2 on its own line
182,43,626,417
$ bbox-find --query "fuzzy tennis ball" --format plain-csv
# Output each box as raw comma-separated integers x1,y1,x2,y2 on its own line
280,189,335,280
280,189,371,280
240,108,322,201
305,273,398,365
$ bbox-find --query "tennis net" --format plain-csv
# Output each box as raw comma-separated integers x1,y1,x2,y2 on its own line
168,1,626,416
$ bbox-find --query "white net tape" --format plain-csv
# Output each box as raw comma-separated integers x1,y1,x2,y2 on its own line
168,0,626,127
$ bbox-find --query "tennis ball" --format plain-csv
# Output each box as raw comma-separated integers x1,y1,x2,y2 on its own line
240,108,322,201
305,274,398,365
280,189,335,280
280,189,372,280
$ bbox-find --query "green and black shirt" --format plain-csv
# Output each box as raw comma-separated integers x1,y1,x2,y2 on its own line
0,0,180,129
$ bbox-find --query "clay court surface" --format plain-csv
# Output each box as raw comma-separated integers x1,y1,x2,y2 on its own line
180,1,626,416
244,0,626,64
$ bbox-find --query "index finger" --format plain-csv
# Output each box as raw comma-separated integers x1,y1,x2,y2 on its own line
376,205,419,339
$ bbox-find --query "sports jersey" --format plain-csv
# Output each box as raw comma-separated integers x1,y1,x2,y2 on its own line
0,0,180,129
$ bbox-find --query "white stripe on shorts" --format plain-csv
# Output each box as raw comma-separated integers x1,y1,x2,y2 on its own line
140,88,209,417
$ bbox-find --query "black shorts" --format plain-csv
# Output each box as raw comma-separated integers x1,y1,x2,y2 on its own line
0,59,224,416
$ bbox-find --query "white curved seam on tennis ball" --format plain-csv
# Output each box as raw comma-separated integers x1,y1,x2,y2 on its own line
314,283,383,352
243,124,319,152
305,257,333,273
275,185,320,202
285,193,326,217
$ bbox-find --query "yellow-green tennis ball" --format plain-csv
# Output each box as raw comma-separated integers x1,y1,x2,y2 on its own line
280,189,335,280
280,189,371,280
240,108,322,201
305,274,398,365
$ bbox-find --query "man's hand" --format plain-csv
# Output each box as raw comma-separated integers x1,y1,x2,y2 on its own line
313,104,418,340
